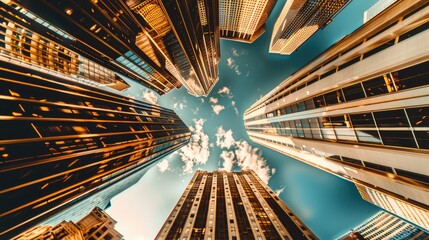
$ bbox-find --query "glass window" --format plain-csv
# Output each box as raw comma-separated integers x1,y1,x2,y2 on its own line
342,156,363,166
407,107,429,127
343,83,366,101
297,101,306,111
304,99,315,110
324,90,344,106
396,168,429,184
363,39,395,59
331,115,356,142
301,118,313,138
290,103,298,113
319,117,336,140
399,21,429,42
391,60,429,91
281,121,291,136
363,75,391,97
413,131,429,149
373,109,410,127
309,118,322,139
378,130,417,148
364,161,394,173
350,113,382,144
294,120,304,137
313,95,326,108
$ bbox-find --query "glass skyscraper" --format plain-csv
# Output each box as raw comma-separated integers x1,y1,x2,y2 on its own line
157,170,317,240
0,55,190,238
219,0,277,43
245,0,429,231
270,0,351,55
127,0,221,97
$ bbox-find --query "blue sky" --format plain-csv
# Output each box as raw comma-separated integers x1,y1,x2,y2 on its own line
106,1,381,239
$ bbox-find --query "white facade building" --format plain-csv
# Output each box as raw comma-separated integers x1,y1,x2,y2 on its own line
245,0,429,231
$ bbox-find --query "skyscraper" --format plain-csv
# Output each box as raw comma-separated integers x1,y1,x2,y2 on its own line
269,0,351,55
337,211,429,240
0,58,191,238
6,0,182,95
219,0,277,43
12,207,123,240
157,170,318,240
245,0,429,230
0,7,130,92
127,0,221,97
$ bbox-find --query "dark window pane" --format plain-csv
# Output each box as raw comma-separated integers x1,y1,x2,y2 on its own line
379,130,417,148
343,83,366,101
301,119,312,138
285,106,292,114
342,156,363,166
313,95,325,108
363,75,391,96
350,113,376,128
399,21,429,42
324,90,344,106
319,117,336,140
396,168,429,184
392,60,429,91
364,161,394,173
374,109,409,127
414,131,429,149
406,107,429,127
306,78,318,86
331,115,356,142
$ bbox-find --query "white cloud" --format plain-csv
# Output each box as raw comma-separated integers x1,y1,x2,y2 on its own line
234,66,242,75
215,126,236,149
209,143,214,148
231,101,239,115
142,90,158,105
173,102,187,110
192,107,200,115
156,159,170,173
209,97,218,104
275,187,285,197
218,86,233,98
179,119,210,174
211,104,225,115
227,57,234,67
235,140,273,184
220,151,235,171
232,48,239,56
200,98,205,103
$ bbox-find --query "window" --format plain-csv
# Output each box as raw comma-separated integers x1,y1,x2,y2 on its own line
373,109,409,128
324,90,344,105
363,75,391,96
391,60,429,91
343,83,366,101
396,169,429,184
364,162,394,173
350,113,381,144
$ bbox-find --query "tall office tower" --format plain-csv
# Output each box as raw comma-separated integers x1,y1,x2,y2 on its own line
12,207,123,240
0,59,191,238
0,8,130,92
245,0,429,230
337,211,429,240
219,0,277,43
157,170,318,240
364,0,398,23
127,0,221,97
269,0,351,55
6,0,182,95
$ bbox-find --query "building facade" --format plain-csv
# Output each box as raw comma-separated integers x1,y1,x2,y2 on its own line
245,0,429,230
337,211,429,240
127,0,221,97
12,207,123,240
157,170,318,240
269,0,351,55
219,0,277,43
0,57,190,238
5,0,182,95
0,7,130,91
